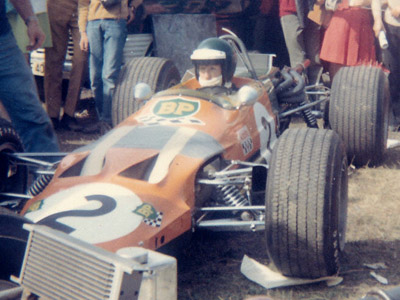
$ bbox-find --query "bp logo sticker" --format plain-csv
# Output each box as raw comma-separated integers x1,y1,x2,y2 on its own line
153,98,199,118
134,203,158,219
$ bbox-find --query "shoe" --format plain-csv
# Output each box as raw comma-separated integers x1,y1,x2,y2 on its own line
82,120,112,134
74,109,90,119
60,114,83,131
50,117,60,130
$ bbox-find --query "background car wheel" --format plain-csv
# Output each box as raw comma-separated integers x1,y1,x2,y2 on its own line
265,128,348,278
0,208,32,281
112,57,181,126
329,65,389,166
0,118,27,206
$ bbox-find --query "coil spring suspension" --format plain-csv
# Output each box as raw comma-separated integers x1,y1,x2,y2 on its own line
28,174,53,196
301,101,318,128
216,185,250,207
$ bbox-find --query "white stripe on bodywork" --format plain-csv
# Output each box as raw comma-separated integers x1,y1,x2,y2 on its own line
81,126,134,176
148,127,197,184
254,102,277,163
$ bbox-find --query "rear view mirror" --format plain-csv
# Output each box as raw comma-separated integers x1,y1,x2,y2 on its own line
133,82,152,100
237,85,259,106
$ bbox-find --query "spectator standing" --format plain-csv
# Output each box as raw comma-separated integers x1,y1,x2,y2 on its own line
78,0,135,133
45,0,88,131
279,0,323,84
0,0,59,152
253,0,290,68
320,0,376,79
372,0,400,120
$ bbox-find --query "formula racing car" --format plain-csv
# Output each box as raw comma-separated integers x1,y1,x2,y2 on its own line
0,33,389,299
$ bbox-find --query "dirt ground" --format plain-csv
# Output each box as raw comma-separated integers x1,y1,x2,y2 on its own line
57,123,400,300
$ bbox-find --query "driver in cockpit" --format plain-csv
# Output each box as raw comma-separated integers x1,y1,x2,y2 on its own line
190,37,237,94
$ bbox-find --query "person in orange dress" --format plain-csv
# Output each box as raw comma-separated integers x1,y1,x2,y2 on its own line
320,0,377,79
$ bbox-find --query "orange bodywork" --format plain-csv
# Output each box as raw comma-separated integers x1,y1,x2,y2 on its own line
20,76,277,254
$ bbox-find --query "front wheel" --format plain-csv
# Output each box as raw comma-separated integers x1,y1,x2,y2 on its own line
265,128,348,278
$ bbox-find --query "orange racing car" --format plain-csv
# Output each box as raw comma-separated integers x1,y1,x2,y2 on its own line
0,33,389,297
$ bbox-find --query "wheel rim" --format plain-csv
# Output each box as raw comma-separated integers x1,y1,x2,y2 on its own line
166,77,179,89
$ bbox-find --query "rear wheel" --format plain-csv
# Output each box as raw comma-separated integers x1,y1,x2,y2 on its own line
329,65,389,166
265,128,348,278
0,118,27,207
112,57,180,126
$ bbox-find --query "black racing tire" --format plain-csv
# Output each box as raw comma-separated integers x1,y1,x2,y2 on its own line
0,207,32,281
265,128,348,279
329,65,389,167
112,57,181,126
0,118,27,205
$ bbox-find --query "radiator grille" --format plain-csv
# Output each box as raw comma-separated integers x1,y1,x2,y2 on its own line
17,225,140,300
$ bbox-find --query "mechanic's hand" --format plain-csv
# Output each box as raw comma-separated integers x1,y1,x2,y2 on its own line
294,59,310,74
80,32,89,52
127,5,135,24
26,18,45,52
294,64,304,74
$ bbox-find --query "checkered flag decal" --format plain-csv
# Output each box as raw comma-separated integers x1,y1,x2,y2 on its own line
143,211,163,227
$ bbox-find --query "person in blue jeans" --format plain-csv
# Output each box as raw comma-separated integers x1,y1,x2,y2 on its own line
78,0,135,133
0,0,59,152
